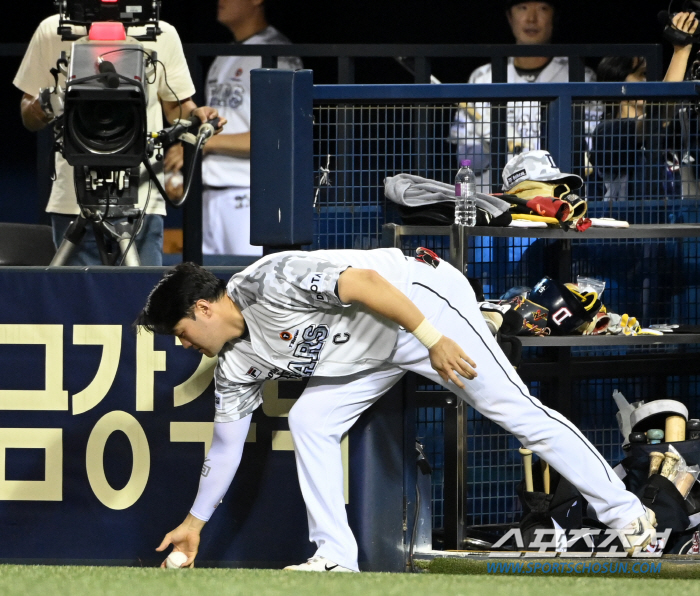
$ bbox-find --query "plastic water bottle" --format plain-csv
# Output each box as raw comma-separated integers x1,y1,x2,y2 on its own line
454,159,477,227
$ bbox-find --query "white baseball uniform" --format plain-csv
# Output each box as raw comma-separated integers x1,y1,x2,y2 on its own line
202,26,302,256
189,248,644,571
448,57,600,191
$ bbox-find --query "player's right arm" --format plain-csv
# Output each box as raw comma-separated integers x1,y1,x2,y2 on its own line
155,414,253,567
337,267,477,388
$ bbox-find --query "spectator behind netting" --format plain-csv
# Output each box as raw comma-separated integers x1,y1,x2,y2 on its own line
587,12,698,204
448,0,600,192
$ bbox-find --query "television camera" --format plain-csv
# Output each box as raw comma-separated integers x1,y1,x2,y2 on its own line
42,0,217,265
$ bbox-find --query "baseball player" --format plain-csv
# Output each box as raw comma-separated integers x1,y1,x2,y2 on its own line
202,0,301,256
448,0,601,191
137,248,656,571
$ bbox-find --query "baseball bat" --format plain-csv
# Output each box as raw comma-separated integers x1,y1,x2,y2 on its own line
660,452,681,480
541,459,550,495
519,447,533,492
674,471,696,499
665,416,686,443
648,451,665,477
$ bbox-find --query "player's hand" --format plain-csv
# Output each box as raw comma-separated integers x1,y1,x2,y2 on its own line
156,513,205,568
428,336,477,389
672,11,698,48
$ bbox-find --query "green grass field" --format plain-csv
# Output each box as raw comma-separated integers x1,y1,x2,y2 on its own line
0,564,698,596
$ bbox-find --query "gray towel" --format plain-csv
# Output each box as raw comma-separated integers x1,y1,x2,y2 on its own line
384,173,509,217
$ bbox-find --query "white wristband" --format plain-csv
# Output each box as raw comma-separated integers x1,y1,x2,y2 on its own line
412,318,443,349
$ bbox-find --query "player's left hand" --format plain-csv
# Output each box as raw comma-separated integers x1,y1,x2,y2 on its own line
428,336,477,389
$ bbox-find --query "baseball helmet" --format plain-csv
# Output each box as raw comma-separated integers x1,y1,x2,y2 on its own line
529,277,602,335
500,287,550,336
500,286,531,303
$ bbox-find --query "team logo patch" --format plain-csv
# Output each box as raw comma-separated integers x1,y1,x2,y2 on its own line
280,331,292,341
246,366,262,379
507,168,527,186
235,68,243,77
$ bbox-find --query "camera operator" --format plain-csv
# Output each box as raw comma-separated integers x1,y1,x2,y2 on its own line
13,13,225,266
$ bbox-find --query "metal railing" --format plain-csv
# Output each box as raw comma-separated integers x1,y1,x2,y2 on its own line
3,42,665,262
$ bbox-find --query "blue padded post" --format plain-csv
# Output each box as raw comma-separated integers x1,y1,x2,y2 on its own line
250,69,314,248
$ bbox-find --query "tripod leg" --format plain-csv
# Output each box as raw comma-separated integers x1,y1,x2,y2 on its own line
118,236,142,266
105,219,142,266
50,215,89,266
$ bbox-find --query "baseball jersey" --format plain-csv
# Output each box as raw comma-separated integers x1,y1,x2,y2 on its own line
13,15,196,216
448,57,600,190
202,26,302,188
213,248,412,422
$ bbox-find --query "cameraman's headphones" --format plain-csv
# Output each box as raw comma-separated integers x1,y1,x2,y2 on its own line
659,0,700,46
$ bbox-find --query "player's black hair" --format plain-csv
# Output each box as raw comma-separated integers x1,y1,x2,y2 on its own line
504,0,559,12
596,56,647,83
133,262,227,335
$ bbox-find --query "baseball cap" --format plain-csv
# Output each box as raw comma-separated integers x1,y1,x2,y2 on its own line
501,150,583,192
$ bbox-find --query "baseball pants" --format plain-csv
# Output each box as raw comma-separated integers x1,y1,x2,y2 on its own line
288,258,644,571
202,187,263,256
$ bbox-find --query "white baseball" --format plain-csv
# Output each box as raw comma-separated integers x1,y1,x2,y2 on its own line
165,551,188,569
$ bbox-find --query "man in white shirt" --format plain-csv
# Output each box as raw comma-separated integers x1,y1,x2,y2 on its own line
449,0,598,191
200,0,302,256
15,15,223,265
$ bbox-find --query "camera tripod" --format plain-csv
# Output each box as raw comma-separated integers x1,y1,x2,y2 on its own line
51,206,143,266
50,162,148,266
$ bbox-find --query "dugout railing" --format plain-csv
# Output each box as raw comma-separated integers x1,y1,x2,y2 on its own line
250,71,700,549
2,42,664,261
181,42,664,261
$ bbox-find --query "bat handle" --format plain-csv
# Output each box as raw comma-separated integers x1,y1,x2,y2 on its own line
541,459,550,495
519,447,534,492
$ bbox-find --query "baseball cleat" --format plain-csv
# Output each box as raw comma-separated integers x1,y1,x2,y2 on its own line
620,508,657,556
283,556,355,572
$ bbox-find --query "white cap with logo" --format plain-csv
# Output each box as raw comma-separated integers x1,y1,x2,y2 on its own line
502,150,583,192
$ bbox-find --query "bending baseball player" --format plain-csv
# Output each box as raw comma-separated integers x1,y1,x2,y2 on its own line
136,247,656,571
